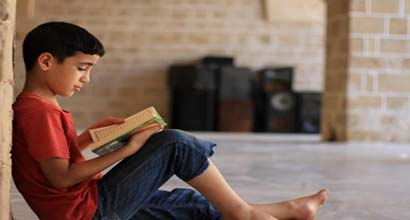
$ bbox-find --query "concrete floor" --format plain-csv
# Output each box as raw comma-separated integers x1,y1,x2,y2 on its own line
11,133,410,220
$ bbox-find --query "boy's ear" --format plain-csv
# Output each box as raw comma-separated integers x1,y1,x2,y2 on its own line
37,52,54,71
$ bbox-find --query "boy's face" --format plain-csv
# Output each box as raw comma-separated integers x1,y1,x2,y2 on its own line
45,52,100,97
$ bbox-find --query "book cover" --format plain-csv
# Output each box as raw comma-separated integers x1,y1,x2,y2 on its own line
88,106,167,155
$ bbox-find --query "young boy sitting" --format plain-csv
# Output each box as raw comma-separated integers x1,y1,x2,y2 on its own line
12,21,329,220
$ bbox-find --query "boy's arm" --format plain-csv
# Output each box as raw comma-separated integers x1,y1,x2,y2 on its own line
40,125,163,189
77,117,125,151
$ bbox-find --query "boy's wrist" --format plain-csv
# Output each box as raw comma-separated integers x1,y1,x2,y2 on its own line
78,130,92,147
116,144,136,158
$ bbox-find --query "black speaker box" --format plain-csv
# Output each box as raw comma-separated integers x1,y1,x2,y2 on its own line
253,67,295,132
265,91,297,132
219,66,252,100
171,88,217,131
201,56,235,70
168,64,217,131
257,67,293,92
295,92,322,133
218,67,253,132
168,64,216,90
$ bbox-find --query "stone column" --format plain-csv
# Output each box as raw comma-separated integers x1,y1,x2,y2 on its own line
323,0,410,142
322,0,349,141
0,0,16,219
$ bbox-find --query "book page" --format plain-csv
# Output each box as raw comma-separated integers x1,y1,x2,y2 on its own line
94,122,130,141
90,107,161,142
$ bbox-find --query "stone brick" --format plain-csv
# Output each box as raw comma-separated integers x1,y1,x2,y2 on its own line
187,33,209,45
380,39,410,53
348,73,363,90
213,9,229,19
350,17,385,34
350,56,383,69
350,38,364,52
378,74,410,92
365,74,376,91
172,8,191,19
406,0,410,14
390,18,408,35
259,34,271,45
348,113,361,127
403,58,410,69
348,130,387,141
351,56,403,70
366,38,377,53
381,115,395,125
351,0,366,12
150,33,183,44
213,33,232,45
349,96,382,109
277,33,302,47
349,73,373,92
386,97,409,110
348,112,383,129
371,0,400,14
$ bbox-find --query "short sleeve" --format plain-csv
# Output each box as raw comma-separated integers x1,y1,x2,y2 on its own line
23,109,70,161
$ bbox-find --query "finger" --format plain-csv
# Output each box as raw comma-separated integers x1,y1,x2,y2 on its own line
98,118,125,127
150,124,163,133
106,117,125,123
144,124,162,134
141,125,162,136
136,123,162,133
130,127,159,143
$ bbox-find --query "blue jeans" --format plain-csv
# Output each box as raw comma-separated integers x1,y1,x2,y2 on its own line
93,129,222,220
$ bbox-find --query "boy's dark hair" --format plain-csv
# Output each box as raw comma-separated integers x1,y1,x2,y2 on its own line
23,21,105,72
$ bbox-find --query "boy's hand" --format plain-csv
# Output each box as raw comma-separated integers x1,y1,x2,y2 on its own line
78,117,125,150
88,117,125,129
121,124,163,156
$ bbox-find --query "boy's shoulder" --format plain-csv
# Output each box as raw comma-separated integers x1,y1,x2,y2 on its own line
13,92,64,118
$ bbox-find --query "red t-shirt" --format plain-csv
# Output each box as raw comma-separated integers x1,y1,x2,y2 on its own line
12,92,101,220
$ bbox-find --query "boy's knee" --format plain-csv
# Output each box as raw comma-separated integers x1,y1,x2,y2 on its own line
152,129,216,157
155,129,191,143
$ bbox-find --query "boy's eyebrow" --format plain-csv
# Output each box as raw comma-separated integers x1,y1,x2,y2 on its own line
78,62,96,66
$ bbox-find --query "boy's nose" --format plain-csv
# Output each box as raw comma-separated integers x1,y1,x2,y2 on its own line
80,74,90,83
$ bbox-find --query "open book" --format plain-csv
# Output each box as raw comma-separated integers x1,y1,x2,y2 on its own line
88,106,167,155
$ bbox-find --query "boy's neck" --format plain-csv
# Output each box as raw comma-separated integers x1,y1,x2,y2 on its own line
23,71,60,107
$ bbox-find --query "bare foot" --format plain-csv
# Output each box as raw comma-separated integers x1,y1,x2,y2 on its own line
249,208,280,220
222,204,279,220
251,189,329,220
287,189,329,220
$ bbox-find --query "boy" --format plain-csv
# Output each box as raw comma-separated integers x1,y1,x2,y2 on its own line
12,21,328,220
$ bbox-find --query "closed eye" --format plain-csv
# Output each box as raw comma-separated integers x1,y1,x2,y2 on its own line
77,67,87,71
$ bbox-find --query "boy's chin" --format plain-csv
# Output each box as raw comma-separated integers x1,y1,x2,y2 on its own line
59,91,76,97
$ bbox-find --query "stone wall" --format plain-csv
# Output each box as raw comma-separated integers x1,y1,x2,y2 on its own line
323,0,410,142
13,0,325,129
348,0,410,141
0,0,15,219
